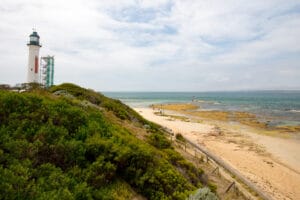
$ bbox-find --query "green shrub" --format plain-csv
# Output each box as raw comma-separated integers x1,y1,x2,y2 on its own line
188,187,218,200
175,133,186,142
0,84,216,200
148,133,172,149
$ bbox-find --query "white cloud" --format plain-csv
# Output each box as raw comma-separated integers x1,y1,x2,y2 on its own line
0,0,299,90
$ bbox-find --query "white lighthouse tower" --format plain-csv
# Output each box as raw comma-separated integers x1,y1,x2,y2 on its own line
27,30,41,83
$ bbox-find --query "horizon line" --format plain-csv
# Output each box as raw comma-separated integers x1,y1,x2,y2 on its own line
101,89,300,93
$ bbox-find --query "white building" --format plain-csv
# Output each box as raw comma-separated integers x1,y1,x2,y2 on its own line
27,31,41,83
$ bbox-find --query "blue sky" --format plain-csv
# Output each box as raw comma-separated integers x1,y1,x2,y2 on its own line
0,0,299,91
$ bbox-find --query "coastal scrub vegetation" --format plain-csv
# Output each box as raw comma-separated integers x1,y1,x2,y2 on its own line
0,83,217,200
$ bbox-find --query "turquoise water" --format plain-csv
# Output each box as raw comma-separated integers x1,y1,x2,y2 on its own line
103,91,300,126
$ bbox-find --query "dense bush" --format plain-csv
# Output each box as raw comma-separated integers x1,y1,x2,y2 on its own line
188,188,218,200
50,83,140,121
0,84,215,199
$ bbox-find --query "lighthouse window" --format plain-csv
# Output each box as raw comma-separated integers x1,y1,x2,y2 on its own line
30,36,38,42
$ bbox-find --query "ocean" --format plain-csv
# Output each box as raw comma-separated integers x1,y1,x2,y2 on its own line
103,91,300,126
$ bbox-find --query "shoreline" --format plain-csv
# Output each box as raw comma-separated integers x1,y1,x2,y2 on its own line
134,106,300,200
151,103,300,134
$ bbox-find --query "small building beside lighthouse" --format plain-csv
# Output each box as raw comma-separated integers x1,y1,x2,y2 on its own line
27,31,41,83
40,56,54,88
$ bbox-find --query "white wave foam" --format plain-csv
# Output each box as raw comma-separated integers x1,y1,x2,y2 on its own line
289,109,300,113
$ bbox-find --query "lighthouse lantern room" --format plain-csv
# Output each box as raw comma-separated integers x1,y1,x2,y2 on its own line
27,30,42,83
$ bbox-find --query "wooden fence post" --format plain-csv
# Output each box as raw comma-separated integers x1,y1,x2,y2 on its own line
211,166,219,175
225,182,235,193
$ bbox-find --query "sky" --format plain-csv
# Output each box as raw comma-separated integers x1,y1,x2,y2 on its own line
0,0,300,91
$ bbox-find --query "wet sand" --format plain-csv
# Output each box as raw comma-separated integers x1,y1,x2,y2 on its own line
135,107,300,200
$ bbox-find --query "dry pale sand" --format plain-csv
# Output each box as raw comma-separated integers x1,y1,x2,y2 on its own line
135,107,300,200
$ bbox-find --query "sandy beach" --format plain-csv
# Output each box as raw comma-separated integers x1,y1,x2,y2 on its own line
135,107,300,200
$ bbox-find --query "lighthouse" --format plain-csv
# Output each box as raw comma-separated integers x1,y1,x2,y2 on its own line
27,31,41,83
